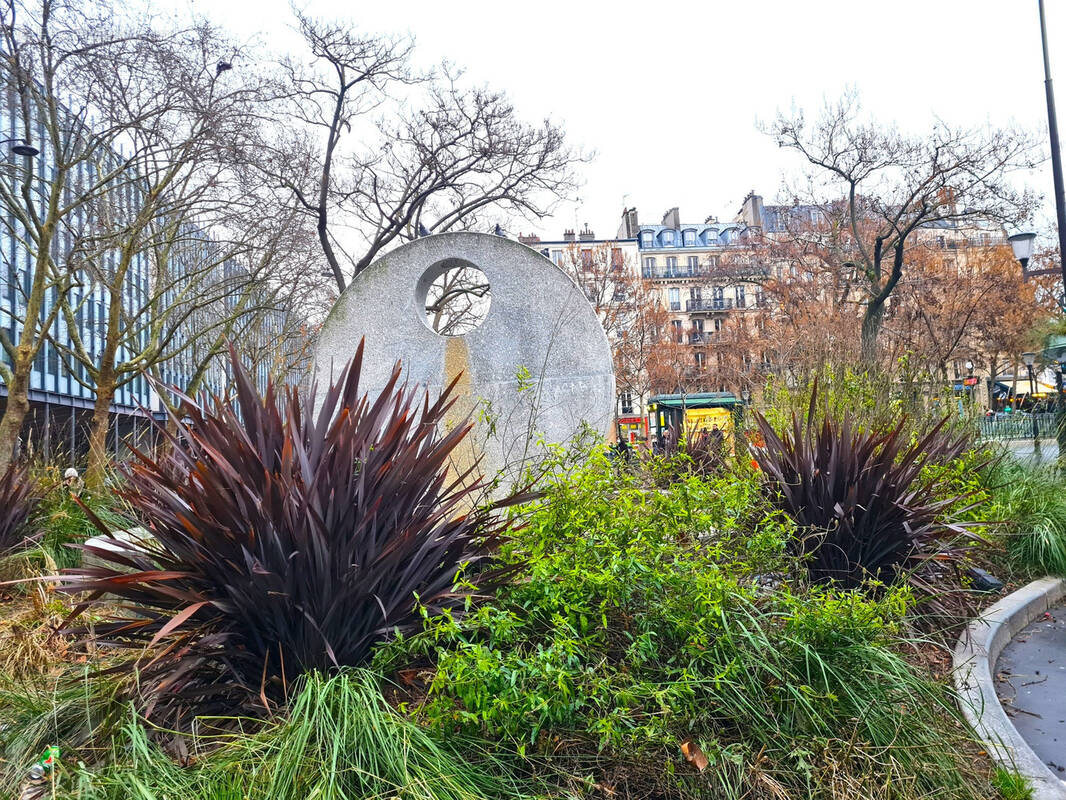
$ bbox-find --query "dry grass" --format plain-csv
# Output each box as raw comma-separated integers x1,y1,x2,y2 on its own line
0,568,73,678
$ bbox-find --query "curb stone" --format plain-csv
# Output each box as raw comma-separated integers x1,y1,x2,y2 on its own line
953,577,1066,800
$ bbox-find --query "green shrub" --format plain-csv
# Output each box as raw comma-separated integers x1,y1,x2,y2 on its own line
381,453,993,799
36,489,129,570
982,458,1066,577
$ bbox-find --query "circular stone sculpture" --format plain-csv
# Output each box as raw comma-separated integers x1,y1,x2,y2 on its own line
313,231,615,485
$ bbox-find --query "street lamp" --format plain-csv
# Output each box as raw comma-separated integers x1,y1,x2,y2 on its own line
1056,357,1066,424
0,137,38,158
1023,351,1041,453
1009,231,1038,270
1030,0,1066,304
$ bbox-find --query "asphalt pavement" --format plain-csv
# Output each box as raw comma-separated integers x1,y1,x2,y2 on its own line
1004,439,1060,465
995,604,1066,775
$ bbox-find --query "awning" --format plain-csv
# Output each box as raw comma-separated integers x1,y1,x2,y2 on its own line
649,392,742,409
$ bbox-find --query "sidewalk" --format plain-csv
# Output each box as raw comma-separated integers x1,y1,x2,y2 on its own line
1006,439,1061,465
995,603,1066,777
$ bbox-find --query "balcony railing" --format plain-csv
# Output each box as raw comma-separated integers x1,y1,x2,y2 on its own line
688,332,710,344
643,266,705,280
686,298,733,312
643,264,771,281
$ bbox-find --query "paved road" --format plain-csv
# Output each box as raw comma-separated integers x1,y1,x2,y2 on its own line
995,603,1066,774
1004,439,1060,465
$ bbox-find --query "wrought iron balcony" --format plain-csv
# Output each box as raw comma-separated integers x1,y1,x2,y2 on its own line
643,266,699,280
686,298,734,312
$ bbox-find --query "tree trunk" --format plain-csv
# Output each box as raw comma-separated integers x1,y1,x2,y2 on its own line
85,366,116,491
0,367,31,473
860,300,885,368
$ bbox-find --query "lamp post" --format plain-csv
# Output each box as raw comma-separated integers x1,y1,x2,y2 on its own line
1057,357,1066,423
1023,351,1041,454
1038,0,1066,299
0,137,39,158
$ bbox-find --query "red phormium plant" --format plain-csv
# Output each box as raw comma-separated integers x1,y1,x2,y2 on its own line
750,386,984,588
59,343,528,724
0,461,37,556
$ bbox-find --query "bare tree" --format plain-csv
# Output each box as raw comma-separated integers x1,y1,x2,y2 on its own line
268,11,585,293
611,278,669,415
423,265,491,336
770,92,1038,366
0,0,164,470
556,241,636,341
0,2,320,479
48,21,304,486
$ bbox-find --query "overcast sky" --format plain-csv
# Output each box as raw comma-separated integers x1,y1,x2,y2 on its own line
191,0,1065,241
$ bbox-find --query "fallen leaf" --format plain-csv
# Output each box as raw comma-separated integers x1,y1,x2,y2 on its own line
681,738,709,772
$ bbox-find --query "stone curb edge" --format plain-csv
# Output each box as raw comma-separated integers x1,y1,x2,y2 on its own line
953,576,1066,800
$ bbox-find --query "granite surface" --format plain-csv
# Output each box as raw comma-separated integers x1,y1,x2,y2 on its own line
312,232,615,487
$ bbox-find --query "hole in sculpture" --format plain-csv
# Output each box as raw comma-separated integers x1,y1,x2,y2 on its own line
422,263,491,336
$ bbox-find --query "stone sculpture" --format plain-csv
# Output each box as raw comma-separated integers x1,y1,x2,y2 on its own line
313,231,615,485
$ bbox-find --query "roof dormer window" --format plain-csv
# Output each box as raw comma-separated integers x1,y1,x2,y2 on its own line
639,231,653,247
662,230,675,246
683,229,696,246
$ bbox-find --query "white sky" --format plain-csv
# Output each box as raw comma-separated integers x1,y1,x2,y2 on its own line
190,0,1066,242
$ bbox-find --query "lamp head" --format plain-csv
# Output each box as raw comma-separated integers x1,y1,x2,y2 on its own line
1008,231,1037,269
10,140,38,157
1022,351,1037,367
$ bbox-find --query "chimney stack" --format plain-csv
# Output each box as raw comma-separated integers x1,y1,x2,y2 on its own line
618,207,639,238
579,223,595,241
563,228,576,243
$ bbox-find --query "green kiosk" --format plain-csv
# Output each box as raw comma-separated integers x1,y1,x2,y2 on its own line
647,392,745,452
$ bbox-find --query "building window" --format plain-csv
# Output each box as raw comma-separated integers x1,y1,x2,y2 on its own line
640,231,653,247
611,247,624,270
581,249,593,269
668,287,680,311
551,249,563,265
713,287,725,308
671,319,683,342
620,391,634,414
662,230,675,246
683,229,696,246
735,286,746,308
694,351,705,369
666,256,677,273
754,288,765,307
713,318,722,332
687,256,699,272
